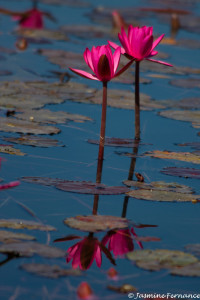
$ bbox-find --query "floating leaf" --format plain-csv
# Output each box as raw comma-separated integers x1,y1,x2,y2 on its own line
107,284,137,293
0,242,65,258
159,110,200,128
126,189,200,202
0,144,26,156
3,136,63,148
20,263,81,278
123,180,194,194
0,219,56,231
0,230,35,243
161,167,200,179
145,150,200,164
16,109,92,124
64,215,129,232
141,61,200,75
170,262,200,277
41,0,89,7
127,249,198,271
0,118,60,135
16,28,68,42
22,177,129,195
60,24,111,39
175,98,200,110
88,138,143,148
170,78,200,89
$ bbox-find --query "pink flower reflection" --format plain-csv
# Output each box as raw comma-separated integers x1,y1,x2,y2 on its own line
102,228,143,257
0,158,20,190
13,8,43,29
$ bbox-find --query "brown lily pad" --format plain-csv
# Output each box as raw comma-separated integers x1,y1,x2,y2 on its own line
87,138,143,148
0,241,65,258
127,249,198,271
159,110,200,128
41,0,89,7
126,189,200,202
0,144,26,156
107,284,137,293
170,78,200,89
16,109,92,124
145,150,200,164
123,180,194,194
170,262,200,277
177,142,200,150
22,177,129,195
161,167,200,179
0,230,35,243
0,219,56,231
185,244,200,257
3,136,63,148
64,215,129,232
0,118,60,135
20,263,81,279
141,61,200,75
16,28,68,42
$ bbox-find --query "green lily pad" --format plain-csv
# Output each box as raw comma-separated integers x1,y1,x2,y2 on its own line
0,219,56,231
126,189,200,202
3,136,63,148
16,109,92,124
127,249,198,271
0,242,65,258
20,263,82,278
123,180,194,194
145,150,200,164
0,144,26,156
159,110,200,128
0,230,35,243
0,118,60,135
64,215,129,232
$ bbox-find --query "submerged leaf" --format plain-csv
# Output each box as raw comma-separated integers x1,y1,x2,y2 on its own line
64,215,129,232
126,189,200,202
0,219,56,231
161,167,200,179
20,263,81,278
127,249,198,271
0,242,65,258
145,150,200,164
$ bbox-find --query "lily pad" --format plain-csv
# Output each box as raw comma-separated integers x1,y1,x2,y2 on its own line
88,138,142,148
169,78,200,89
16,109,92,124
107,284,137,293
41,0,89,7
64,215,129,232
0,230,35,243
0,118,60,135
185,244,200,257
0,144,26,156
123,180,194,194
22,177,130,195
159,110,200,128
170,262,200,277
126,189,200,202
141,61,200,75
3,136,63,148
20,263,81,278
161,167,200,179
145,150,200,164
0,219,56,231
16,28,68,42
0,241,65,258
177,142,200,150
127,249,198,271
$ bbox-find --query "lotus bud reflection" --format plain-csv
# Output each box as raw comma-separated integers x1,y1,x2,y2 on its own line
13,8,44,29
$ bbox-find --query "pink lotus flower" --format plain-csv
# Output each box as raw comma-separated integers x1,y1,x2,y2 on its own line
109,25,172,66
69,44,133,83
13,8,43,29
102,228,143,257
